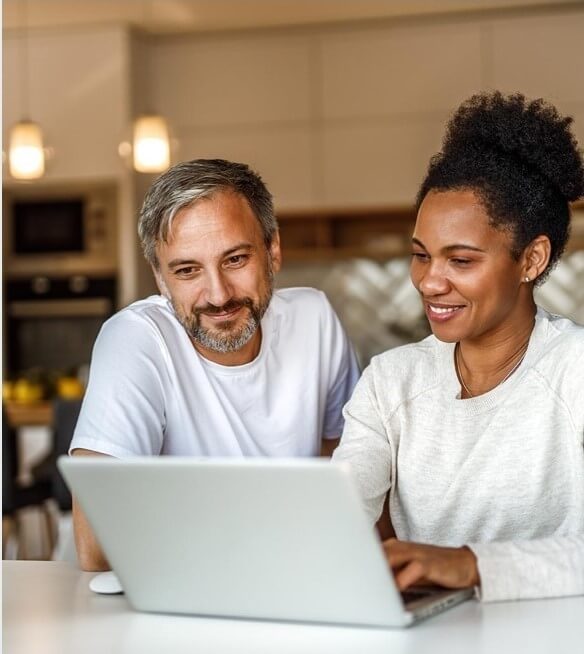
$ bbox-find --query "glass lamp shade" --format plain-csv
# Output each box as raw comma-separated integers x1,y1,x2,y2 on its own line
9,120,45,179
132,115,170,173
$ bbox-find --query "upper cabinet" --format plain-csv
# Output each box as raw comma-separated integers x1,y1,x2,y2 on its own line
3,26,130,183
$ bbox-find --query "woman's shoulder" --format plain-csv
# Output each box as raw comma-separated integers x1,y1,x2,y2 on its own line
544,310,584,337
352,336,451,415
531,308,584,391
535,308,584,356
364,335,449,394
369,334,444,370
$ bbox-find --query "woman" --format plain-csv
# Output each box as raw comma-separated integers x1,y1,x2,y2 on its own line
333,92,584,602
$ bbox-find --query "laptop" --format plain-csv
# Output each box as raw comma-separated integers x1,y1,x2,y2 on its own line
58,457,473,628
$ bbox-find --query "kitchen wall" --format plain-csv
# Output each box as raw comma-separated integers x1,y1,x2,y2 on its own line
4,4,584,305
3,25,129,180
135,4,584,298
143,7,584,209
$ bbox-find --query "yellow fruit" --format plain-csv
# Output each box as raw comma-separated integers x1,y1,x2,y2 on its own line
56,376,84,399
13,379,44,404
2,381,15,402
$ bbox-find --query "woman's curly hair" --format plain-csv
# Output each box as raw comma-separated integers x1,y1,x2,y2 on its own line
416,92,584,283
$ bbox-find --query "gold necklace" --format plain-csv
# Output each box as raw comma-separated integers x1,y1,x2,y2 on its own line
455,341,529,399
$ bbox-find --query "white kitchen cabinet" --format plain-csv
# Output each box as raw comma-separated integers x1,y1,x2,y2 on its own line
3,25,130,182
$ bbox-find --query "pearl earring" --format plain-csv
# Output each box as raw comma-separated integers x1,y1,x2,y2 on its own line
524,276,530,283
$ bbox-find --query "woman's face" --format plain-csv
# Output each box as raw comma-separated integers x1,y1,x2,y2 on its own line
410,189,527,344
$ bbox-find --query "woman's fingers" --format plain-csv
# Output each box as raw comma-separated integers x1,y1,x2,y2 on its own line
382,539,480,590
394,560,426,590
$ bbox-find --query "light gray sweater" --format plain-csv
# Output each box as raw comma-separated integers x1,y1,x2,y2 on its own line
333,308,584,601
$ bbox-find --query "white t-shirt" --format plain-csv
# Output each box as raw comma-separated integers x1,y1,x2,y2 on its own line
71,287,360,458
333,307,584,602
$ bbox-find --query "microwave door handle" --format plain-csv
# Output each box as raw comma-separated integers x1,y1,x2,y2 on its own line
8,298,111,318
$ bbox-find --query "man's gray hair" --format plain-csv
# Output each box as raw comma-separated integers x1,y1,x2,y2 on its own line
138,159,277,268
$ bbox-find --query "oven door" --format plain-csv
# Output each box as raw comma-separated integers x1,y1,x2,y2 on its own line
5,277,116,377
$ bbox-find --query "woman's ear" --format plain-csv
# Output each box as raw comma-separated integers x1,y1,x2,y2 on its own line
522,235,551,283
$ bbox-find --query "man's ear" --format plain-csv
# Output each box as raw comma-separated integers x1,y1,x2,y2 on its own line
522,235,551,282
152,266,170,299
269,231,282,273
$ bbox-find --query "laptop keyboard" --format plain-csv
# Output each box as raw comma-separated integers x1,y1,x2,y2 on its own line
400,587,441,606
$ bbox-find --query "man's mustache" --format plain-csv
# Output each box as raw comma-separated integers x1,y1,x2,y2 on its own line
194,298,254,316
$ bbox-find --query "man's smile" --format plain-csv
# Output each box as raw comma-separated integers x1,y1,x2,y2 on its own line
200,306,244,322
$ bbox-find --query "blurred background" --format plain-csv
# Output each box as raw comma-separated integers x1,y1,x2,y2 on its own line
3,0,584,559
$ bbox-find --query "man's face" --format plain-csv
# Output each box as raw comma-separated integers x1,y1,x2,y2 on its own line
154,190,281,365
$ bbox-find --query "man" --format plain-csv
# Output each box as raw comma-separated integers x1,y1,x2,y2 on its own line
70,159,360,570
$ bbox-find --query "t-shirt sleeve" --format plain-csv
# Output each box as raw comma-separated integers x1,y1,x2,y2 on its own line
468,534,584,602
332,365,392,525
320,296,361,440
69,312,167,457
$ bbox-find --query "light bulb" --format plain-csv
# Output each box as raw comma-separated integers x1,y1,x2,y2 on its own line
9,121,45,179
133,115,170,173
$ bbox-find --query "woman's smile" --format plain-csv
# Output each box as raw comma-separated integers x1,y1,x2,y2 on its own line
424,302,466,323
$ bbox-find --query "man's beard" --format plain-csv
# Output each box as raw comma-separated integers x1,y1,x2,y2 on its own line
172,264,274,355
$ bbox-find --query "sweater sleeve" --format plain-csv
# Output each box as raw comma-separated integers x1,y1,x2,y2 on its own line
332,365,392,525
468,534,584,602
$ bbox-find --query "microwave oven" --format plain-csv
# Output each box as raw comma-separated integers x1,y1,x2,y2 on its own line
3,183,118,277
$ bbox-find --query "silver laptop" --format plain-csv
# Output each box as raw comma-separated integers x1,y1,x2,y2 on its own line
58,457,473,628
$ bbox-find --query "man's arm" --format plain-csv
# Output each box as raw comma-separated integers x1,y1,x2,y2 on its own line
320,437,340,457
71,448,111,571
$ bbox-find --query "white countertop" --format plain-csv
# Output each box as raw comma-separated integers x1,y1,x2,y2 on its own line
3,561,583,654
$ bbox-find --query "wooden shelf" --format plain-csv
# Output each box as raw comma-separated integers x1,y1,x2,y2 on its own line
5,401,53,428
276,207,416,260
276,201,584,260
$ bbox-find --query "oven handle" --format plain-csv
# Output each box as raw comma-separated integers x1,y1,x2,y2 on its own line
8,298,112,318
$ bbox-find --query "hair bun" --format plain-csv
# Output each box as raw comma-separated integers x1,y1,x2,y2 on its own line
443,92,584,202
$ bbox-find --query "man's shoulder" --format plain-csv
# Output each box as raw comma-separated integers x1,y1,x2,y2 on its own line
272,286,329,308
107,295,173,326
98,295,180,346
269,287,338,329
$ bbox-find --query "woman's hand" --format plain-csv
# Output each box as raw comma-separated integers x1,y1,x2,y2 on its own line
383,538,480,590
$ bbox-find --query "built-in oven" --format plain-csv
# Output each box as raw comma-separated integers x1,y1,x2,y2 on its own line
4,275,117,378
3,182,119,382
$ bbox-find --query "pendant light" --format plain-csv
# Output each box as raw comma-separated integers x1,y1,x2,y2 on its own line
133,114,170,173
9,0,45,180
131,1,171,173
